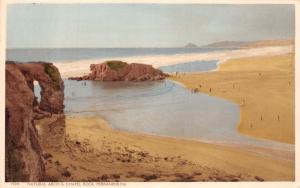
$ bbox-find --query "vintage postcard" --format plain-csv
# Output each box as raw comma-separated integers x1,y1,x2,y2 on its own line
1,0,298,187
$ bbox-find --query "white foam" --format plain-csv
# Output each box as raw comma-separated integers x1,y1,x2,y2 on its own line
54,45,293,78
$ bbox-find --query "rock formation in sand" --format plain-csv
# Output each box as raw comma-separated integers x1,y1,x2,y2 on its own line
5,62,64,181
69,60,169,81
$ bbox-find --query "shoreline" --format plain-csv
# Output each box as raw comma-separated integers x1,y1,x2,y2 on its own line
66,76,294,162
54,45,293,79
58,46,295,159
170,53,294,144
167,80,294,152
67,113,294,162
36,115,294,181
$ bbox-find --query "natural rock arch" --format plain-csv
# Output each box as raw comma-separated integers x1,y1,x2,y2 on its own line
5,62,64,181
13,62,65,114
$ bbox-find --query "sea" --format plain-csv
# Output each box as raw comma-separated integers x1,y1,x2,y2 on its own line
6,47,235,62
8,47,293,155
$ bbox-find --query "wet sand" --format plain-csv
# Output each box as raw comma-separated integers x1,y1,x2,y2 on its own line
170,53,294,144
36,115,294,181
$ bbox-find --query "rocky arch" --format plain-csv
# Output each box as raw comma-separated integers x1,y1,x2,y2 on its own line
5,62,64,181
14,62,65,114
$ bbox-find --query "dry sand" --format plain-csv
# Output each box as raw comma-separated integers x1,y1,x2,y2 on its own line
170,54,294,144
36,115,294,182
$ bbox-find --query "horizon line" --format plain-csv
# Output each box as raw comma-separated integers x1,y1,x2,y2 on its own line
6,38,294,50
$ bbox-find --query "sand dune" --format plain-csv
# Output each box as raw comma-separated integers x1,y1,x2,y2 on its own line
54,45,293,78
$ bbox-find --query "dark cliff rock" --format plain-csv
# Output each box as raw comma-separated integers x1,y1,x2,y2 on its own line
5,62,64,181
69,60,168,81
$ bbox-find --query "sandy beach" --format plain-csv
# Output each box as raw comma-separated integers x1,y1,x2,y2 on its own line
36,115,294,181
170,53,294,144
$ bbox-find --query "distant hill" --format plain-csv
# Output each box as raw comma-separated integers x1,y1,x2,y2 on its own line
202,41,249,48
184,43,198,48
243,39,294,48
202,39,294,49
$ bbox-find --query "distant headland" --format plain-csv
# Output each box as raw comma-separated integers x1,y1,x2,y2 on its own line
184,43,199,48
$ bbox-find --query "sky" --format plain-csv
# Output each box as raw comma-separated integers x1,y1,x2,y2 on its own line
7,4,295,48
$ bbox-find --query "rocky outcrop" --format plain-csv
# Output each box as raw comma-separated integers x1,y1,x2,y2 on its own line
69,61,168,81
184,43,198,48
10,62,65,114
5,62,64,181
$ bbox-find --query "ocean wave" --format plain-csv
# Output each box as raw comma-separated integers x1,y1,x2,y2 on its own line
54,45,293,78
